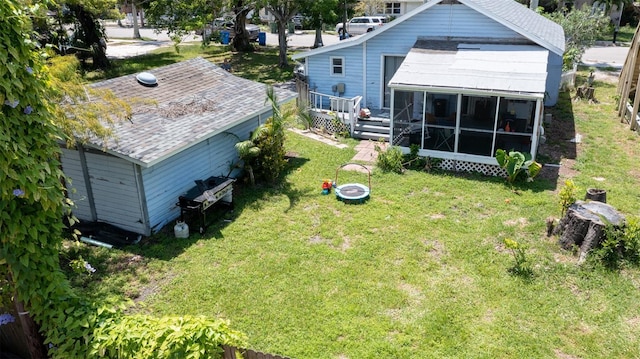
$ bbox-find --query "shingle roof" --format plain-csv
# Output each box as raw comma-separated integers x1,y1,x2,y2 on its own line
292,0,564,60
462,0,564,54
89,57,297,167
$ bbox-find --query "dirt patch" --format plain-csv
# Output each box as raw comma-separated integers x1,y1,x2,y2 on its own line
554,349,581,359
503,217,528,227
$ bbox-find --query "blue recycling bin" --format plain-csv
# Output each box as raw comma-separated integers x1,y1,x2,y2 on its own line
220,30,230,45
258,32,266,46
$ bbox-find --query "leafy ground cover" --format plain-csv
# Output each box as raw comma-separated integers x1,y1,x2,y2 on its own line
63,48,640,358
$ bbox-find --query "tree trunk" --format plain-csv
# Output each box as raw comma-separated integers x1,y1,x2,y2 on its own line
70,5,110,69
232,3,254,52
13,291,48,358
554,200,625,263
277,22,288,67
132,2,141,39
313,27,323,48
585,188,606,203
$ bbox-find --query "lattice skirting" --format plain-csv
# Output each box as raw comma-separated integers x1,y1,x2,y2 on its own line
438,159,507,177
311,112,350,135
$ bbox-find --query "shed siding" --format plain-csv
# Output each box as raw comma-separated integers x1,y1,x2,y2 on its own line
84,151,147,234
142,117,260,233
546,52,563,106
308,4,550,109
60,148,93,221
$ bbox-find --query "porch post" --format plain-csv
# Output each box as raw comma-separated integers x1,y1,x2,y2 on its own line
530,98,543,158
390,89,395,143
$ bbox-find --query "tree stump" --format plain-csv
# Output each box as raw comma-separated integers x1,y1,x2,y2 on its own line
574,85,595,101
585,188,606,203
553,200,625,263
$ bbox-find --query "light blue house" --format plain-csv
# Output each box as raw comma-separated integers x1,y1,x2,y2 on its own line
60,58,296,235
293,0,565,174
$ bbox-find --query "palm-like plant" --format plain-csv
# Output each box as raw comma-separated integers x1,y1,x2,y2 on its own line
233,86,293,185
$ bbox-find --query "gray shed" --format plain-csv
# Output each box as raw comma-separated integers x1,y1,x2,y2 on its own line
61,57,297,235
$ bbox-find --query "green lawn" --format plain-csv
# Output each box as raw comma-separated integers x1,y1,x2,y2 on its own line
65,48,640,358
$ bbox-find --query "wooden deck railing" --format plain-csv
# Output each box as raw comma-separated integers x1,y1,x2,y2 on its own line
308,91,362,136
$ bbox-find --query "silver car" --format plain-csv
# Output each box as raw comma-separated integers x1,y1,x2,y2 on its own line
335,16,386,36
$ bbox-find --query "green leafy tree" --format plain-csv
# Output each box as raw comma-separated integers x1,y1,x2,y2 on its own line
299,0,340,48
144,0,224,46
263,0,300,67
545,5,609,69
2,2,245,357
53,0,121,68
354,0,383,15
596,0,632,15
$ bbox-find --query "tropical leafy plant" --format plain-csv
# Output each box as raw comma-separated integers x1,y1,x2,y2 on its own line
495,149,542,184
236,86,292,185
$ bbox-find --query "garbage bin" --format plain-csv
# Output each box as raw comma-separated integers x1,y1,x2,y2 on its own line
220,30,230,45
287,22,294,34
270,22,277,34
258,32,266,46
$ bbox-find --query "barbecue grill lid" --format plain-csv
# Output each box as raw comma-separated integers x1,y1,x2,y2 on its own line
136,72,158,86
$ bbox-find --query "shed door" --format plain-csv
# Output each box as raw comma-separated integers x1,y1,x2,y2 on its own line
84,152,147,234
60,148,94,222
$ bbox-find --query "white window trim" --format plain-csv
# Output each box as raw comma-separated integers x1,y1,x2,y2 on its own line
330,56,345,77
385,2,401,15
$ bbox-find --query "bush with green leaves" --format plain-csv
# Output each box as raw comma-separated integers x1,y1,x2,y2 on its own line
503,238,533,277
558,179,578,216
245,87,291,184
544,5,609,70
375,143,404,173
1,2,245,357
592,219,640,269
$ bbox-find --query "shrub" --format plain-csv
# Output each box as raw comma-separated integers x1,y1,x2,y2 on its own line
375,143,404,173
558,179,578,216
592,219,640,269
503,238,533,278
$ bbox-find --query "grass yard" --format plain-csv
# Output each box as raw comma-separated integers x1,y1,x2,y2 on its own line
64,48,640,358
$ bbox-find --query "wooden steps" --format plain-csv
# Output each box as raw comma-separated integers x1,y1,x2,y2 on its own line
352,119,390,141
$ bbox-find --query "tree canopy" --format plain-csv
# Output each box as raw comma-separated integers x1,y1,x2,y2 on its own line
544,4,609,69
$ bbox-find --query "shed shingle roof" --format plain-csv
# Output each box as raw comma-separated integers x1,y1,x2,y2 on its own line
89,57,297,167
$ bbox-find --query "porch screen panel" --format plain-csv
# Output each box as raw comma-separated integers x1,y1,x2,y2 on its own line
383,56,405,108
457,95,497,156
391,90,423,148
422,94,457,153
495,98,535,154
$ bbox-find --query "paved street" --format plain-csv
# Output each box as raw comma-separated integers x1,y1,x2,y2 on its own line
105,23,632,70
581,43,630,69
105,23,340,58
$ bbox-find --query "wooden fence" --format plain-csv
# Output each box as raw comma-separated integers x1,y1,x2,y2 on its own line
223,345,292,359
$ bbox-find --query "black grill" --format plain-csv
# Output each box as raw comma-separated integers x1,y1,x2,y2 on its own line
177,176,235,234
